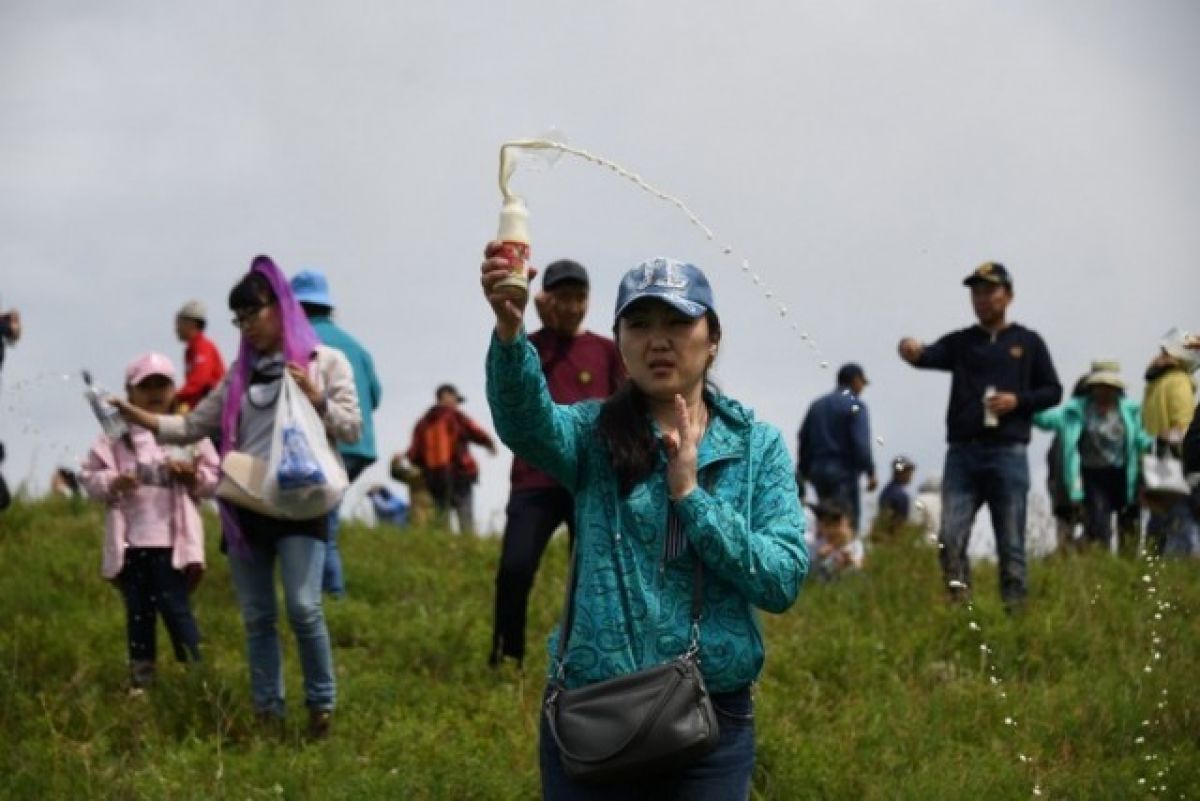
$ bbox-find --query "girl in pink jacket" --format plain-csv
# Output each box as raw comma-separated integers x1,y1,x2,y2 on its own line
81,353,219,690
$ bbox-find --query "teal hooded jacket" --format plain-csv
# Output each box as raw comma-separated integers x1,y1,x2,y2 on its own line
1033,396,1151,504
309,315,382,462
487,331,808,693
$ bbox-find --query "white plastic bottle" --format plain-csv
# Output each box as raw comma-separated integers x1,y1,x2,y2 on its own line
82,370,129,440
983,385,999,428
494,196,531,304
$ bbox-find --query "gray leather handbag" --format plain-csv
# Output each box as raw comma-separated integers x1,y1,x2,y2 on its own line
543,547,719,783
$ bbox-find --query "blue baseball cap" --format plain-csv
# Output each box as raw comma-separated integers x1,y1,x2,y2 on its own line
290,269,334,308
613,257,716,321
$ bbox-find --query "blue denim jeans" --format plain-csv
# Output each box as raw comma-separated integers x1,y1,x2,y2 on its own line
321,519,345,598
940,443,1030,603
1147,499,1200,558
539,687,755,801
808,461,861,530
227,534,335,714
322,454,374,598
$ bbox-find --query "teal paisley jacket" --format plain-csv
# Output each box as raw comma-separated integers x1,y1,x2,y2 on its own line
487,331,808,693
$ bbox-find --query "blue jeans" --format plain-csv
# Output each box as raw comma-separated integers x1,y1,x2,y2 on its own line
808,461,861,529
322,454,374,598
539,687,755,801
940,443,1030,603
1147,500,1199,558
227,534,335,714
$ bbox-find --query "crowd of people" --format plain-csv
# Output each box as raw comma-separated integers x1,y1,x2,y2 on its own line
0,254,1197,799
797,263,1200,609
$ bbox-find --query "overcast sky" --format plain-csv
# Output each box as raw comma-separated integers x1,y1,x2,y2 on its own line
2,1,1197,533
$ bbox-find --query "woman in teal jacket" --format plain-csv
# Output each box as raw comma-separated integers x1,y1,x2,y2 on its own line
482,249,808,800
1033,362,1150,553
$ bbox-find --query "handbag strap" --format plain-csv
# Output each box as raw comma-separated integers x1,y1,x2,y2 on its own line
552,493,705,685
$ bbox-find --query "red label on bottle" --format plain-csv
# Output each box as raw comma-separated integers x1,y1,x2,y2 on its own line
498,241,530,273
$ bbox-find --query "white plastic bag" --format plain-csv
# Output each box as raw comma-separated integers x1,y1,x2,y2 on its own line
1142,444,1190,498
263,371,348,519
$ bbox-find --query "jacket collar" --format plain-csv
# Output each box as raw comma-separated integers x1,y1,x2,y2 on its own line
697,391,754,469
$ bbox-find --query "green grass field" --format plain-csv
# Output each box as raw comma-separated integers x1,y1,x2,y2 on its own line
0,497,1196,799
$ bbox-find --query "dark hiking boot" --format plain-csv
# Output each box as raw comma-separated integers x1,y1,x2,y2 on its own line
308,708,333,740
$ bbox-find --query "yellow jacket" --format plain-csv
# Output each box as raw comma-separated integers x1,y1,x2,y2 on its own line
1142,367,1196,439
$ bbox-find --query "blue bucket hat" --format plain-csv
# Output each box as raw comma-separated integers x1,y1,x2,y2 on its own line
614,257,715,321
290,269,334,308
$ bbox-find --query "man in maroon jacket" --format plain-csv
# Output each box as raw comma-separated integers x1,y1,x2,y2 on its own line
489,259,624,668
173,300,226,412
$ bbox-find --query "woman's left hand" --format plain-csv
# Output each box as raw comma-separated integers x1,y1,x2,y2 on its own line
662,394,701,501
286,363,324,409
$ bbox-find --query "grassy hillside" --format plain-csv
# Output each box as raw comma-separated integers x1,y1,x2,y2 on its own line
0,497,1196,799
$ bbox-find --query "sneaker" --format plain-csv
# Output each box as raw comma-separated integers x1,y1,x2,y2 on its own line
308,708,333,740
130,660,157,689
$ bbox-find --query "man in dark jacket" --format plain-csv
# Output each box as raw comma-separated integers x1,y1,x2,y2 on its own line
797,363,876,530
898,262,1061,608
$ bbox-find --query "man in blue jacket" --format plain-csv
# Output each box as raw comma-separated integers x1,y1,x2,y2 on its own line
292,269,383,598
797,363,877,531
899,262,1061,609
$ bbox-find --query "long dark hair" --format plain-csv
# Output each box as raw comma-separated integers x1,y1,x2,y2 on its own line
597,309,722,497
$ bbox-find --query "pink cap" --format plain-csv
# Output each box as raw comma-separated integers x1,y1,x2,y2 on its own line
125,352,176,386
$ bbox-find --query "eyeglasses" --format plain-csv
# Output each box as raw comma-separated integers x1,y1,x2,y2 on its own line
231,303,271,329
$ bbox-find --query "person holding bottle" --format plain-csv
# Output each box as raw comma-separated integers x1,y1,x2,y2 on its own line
112,256,361,739
898,262,1061,609
489,258,624,669
482,246,807,800
80,352,218,691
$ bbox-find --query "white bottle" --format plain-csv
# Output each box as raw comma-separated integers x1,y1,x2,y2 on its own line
494,195,531,305
983,385,999,428
82,370,129,440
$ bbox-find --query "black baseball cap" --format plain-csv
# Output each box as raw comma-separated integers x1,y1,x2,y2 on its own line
963,261,1013,289
542,259,589,290
836,363,868,386
435,383,464,402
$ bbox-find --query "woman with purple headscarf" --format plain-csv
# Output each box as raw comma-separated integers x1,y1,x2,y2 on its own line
114,256,361,738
